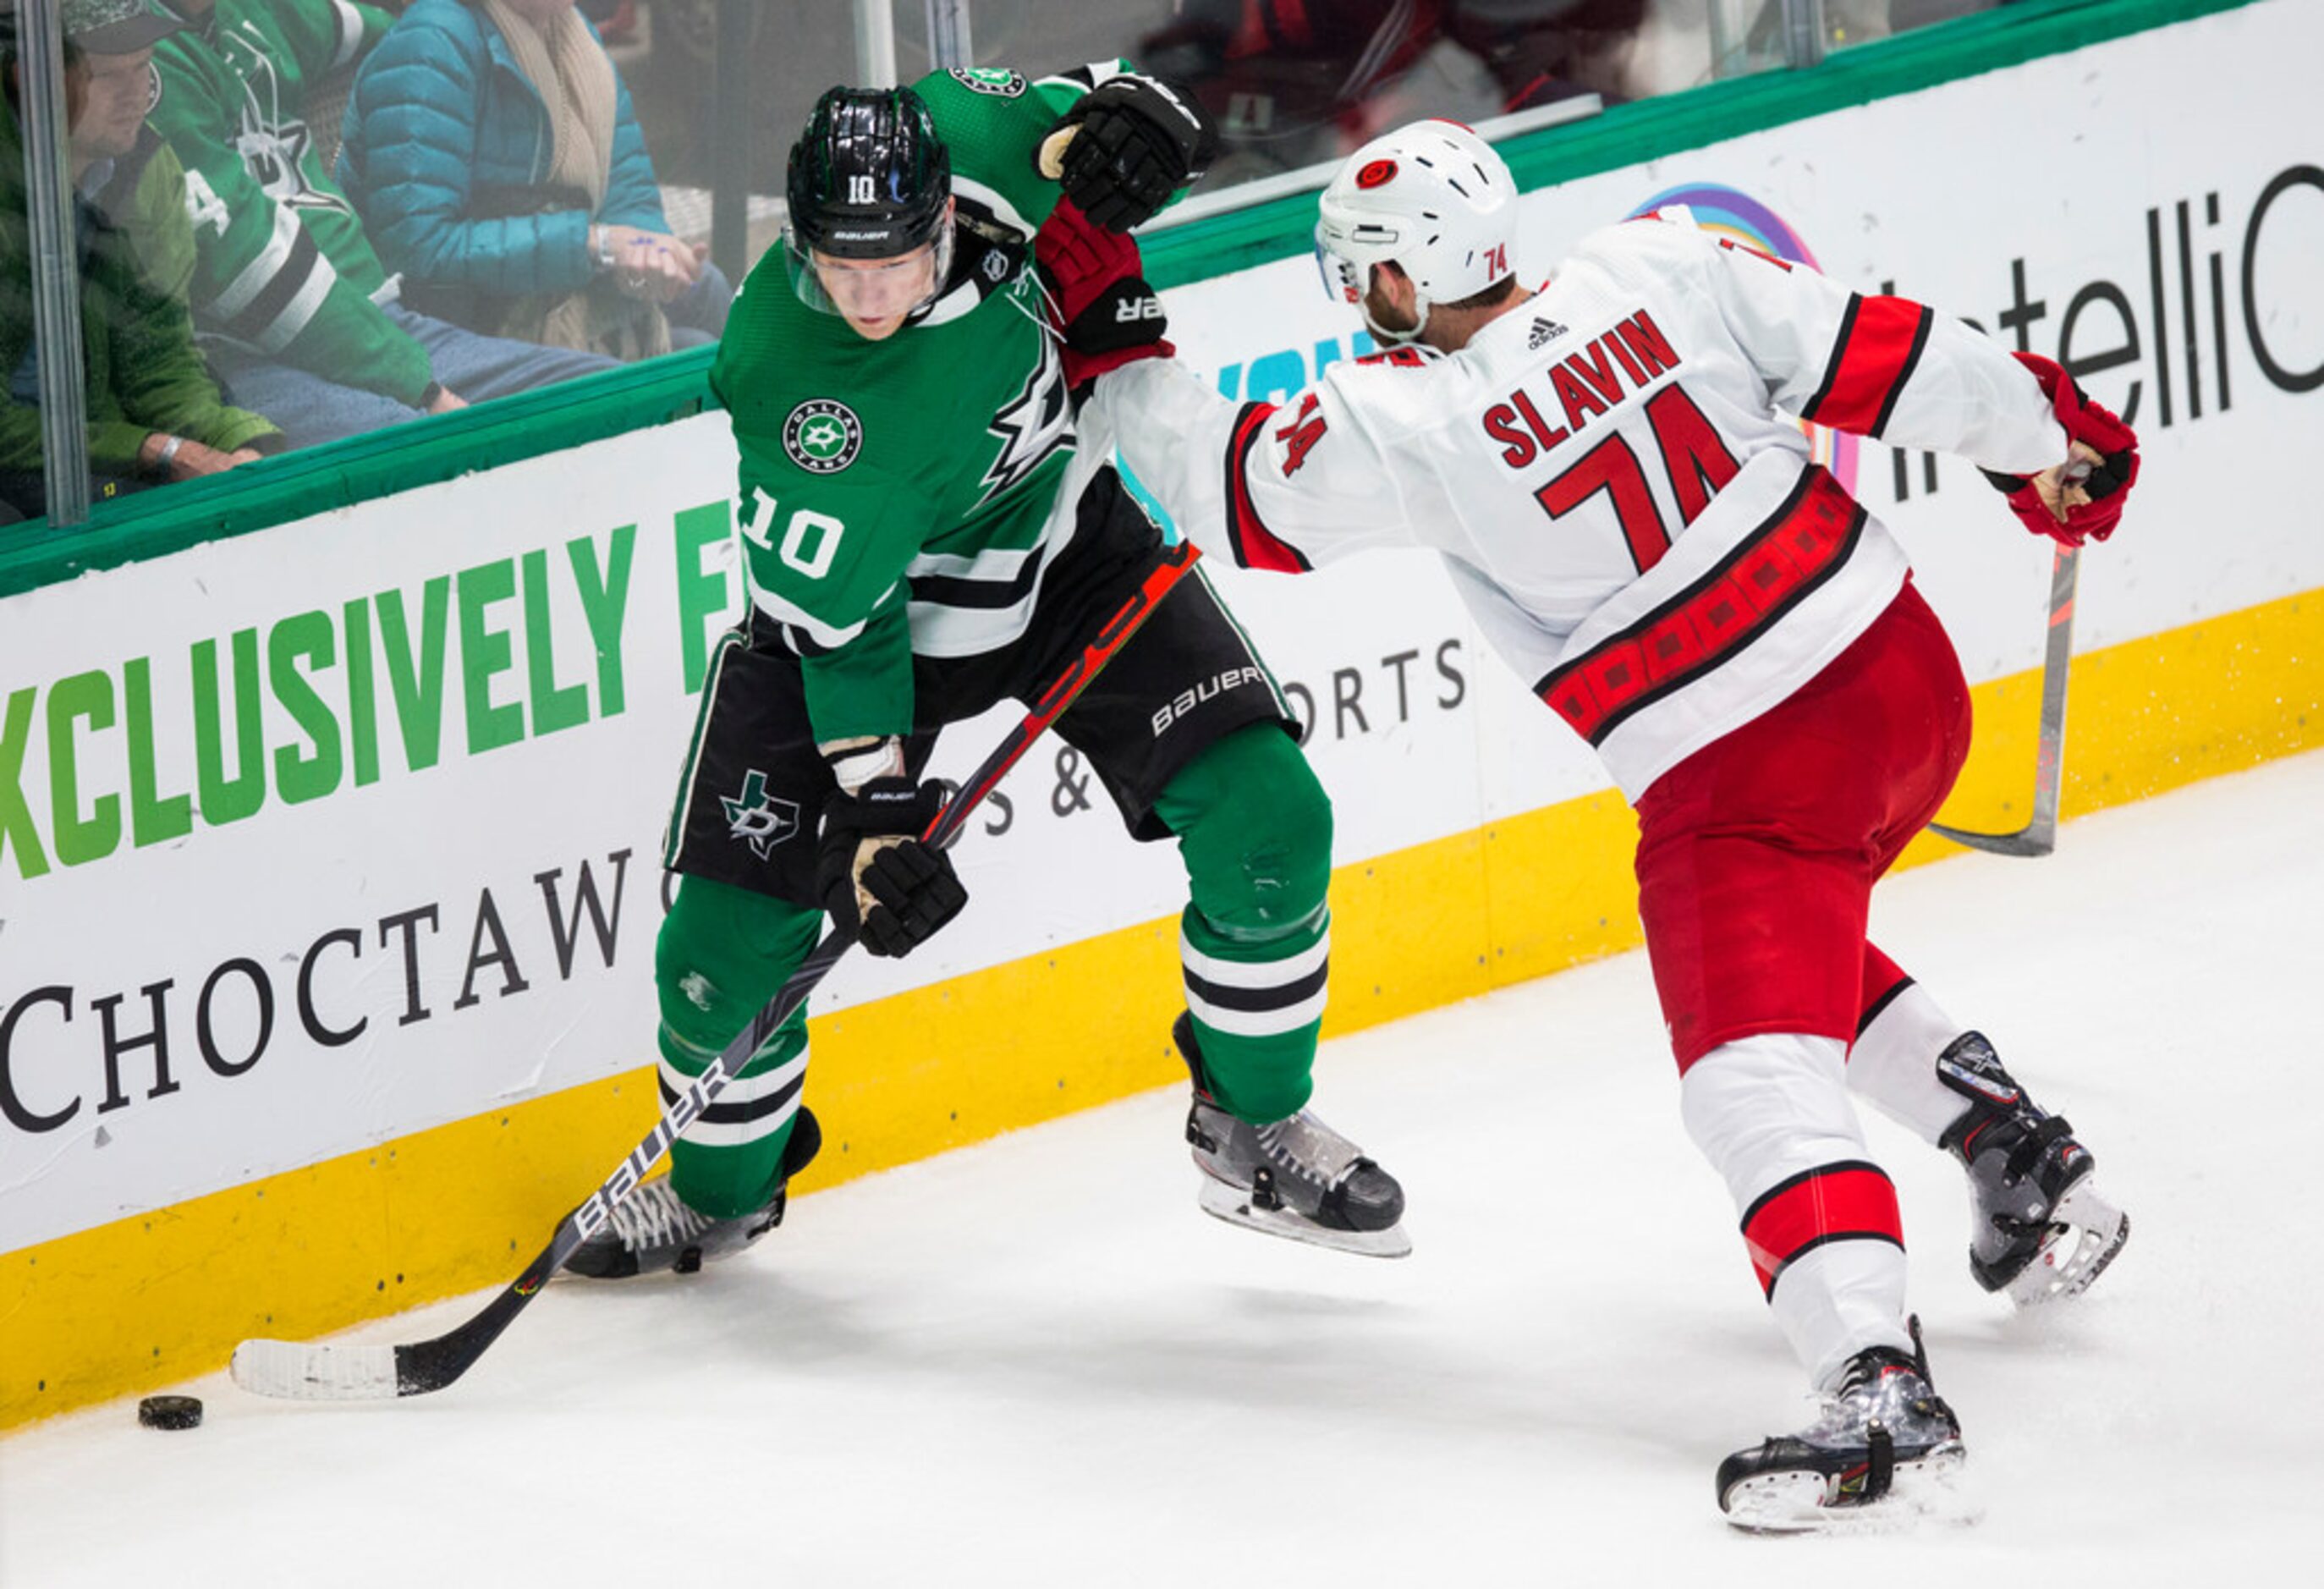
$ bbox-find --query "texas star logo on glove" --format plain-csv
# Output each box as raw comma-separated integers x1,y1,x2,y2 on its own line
783,399,864,474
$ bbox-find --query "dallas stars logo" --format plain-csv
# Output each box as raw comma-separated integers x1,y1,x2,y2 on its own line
783,399,863,474
977,330,1072,505
949,68,1027,96
722,770,801,859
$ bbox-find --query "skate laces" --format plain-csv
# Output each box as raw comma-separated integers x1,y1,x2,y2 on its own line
1836,1347,1922,1398
1255,1113,1365,1190
1827,1320,1957,1443
606,1180,712,1250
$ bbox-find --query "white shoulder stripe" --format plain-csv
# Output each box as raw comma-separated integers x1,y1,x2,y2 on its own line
747,584,869,649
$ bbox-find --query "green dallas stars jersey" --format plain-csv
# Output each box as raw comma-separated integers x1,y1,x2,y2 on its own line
711,65,1125,745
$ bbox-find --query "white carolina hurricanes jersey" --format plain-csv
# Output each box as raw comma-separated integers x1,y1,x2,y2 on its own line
1091,213,2070,798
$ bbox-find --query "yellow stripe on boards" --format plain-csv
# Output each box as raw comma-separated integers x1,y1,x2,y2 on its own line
5,586,2317,1432
1905,586,2316,867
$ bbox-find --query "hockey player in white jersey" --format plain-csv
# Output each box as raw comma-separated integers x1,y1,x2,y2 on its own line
1036,118,2138,1529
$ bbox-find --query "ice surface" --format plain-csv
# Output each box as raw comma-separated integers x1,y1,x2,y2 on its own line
6,752,2321,1586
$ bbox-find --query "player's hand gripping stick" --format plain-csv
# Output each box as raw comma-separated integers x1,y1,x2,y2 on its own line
1983,354,2140,547
229,543,1204,1401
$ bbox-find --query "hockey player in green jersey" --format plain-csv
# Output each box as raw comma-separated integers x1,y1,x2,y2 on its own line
564,71,1409,1278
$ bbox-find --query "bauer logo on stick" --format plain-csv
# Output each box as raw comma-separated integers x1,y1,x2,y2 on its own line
783,399,864,474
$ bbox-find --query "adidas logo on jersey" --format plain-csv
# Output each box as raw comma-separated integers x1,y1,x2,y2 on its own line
1527,316,1569,350
1115,295,1166,323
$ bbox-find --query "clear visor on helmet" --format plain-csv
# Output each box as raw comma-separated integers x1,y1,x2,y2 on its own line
785,217,955,322
1313,231,1364,307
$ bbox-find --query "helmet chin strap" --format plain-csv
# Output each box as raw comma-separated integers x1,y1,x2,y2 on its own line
1358,263,1431,346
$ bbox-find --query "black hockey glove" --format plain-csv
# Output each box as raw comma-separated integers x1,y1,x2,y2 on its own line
1047,74,1220,233
816,778,967,958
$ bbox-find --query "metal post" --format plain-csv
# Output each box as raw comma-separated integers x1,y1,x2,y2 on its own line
1779,0,1827,69
710,0,751,287
854,0,897,86
924,0,972,72
19,0,91,526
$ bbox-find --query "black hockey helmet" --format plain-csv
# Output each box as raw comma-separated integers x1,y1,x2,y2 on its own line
786,86,953,261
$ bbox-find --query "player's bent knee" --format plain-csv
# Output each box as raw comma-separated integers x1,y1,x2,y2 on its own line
656,875,821,1047
1172,727,1333,937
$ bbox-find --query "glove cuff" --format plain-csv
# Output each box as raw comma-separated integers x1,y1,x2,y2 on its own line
820,734,905,794
1064,337,1176,394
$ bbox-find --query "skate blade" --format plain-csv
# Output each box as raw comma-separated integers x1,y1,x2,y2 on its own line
2006,1180,2130,1307
1196,1177,1412,1259
1722,1446,1974,1535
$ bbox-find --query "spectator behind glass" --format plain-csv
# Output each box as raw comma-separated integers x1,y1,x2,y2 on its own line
338,0,730,361
143,0,617,450
2,0,283,522
1141,1,1644,177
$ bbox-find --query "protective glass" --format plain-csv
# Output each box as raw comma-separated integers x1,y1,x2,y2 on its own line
785,222,954,322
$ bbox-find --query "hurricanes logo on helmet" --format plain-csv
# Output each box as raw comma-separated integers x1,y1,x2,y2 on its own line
1355,159,1398,190
783,399,864,474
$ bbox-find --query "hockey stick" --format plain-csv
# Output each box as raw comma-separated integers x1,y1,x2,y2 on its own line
232,542,1202,1401
1929,543,2079,858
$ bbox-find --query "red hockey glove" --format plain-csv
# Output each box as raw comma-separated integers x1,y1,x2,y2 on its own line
1034,195,1173,393
1981,354,2140,547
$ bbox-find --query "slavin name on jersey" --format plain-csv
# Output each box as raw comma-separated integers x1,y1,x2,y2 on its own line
1481,308,1683,470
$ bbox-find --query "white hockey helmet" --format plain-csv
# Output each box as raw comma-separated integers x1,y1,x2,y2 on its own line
1314,119,1518,344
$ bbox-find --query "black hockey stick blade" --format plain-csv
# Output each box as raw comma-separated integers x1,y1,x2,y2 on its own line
232,542,1203,1401
1930,544,2078,860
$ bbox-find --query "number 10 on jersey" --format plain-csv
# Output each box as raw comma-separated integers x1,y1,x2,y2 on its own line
746,487,848,580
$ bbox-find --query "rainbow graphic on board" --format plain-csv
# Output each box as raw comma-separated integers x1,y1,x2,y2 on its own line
1629,184,1860,496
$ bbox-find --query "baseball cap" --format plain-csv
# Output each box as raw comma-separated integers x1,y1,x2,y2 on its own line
63,0,182,53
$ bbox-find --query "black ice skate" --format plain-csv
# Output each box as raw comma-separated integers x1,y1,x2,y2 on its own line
1937,1032,2129,1305
564,1108,822,1279
1717,1320,1967,1533
1174,1013,1409,1259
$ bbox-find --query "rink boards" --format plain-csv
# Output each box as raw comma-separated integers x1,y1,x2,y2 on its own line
3,0,2318,1426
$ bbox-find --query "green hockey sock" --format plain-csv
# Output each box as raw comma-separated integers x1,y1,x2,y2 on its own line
1153,723,1334,1124
656,875,821,1219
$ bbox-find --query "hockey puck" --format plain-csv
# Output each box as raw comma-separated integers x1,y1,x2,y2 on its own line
137,1394,203,1431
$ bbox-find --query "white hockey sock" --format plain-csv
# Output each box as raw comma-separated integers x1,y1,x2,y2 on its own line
1848,981,1974,1146
1682,1034,1915,1389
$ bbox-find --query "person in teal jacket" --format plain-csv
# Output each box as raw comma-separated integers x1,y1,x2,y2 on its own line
338,0,728,360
